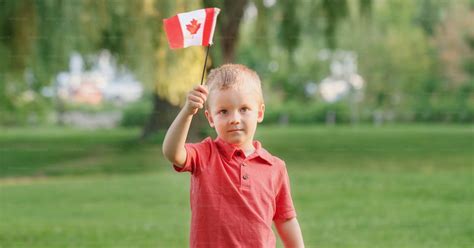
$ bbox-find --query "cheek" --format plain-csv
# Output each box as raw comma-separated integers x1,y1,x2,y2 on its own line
246,112,259,121
214,118,226,128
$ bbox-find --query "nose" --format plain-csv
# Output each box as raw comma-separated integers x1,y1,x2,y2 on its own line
229,111,241,125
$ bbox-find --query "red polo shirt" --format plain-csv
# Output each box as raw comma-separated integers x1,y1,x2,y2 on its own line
173,137,296,248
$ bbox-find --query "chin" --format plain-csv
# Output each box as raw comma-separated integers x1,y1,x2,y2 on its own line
223,136,245,146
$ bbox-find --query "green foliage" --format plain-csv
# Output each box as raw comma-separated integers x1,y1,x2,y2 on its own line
120,97,152,128
264,101,351,124
359,0,372,17
0,0,162,126
413,81,474,122
0,94,51,126
278,0,300,62
415,0,446,36
1,0,473,126
321,0,348,49
260,0,473,124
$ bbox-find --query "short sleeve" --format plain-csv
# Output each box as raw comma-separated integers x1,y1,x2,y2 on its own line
273,164,297,221
173,138,212,174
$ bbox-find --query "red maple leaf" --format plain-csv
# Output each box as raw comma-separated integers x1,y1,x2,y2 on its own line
186,19,201,35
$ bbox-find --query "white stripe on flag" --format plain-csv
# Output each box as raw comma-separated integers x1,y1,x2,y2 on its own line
177,9,206,48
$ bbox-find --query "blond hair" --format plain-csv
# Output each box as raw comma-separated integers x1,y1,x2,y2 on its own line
205,64,263,109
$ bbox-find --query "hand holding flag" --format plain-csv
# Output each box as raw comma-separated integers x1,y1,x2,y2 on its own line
163,8,220,85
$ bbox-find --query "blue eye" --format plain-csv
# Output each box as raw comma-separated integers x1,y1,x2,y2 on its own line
240,107,250,113
218,110,227,114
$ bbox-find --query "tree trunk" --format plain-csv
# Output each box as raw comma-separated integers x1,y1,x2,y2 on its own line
204,0,247,63
140,93,179,140
220,0,247,63
140,93,208,142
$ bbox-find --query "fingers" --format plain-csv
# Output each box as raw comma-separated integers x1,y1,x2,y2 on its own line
189,85,208,104
184,85,208,115
194,85,209,95
189,90,207,103
188,94,205,109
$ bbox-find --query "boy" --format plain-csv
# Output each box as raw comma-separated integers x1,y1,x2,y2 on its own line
163,64,304,247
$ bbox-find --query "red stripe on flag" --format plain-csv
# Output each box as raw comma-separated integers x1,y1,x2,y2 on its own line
202,8,216,46
163,15,184,49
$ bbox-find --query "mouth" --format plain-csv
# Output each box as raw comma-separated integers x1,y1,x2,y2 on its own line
228,129,244,133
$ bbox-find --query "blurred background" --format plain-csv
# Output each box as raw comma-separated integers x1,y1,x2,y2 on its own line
0,0,473,247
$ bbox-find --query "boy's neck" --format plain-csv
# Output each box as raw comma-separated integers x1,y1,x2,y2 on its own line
237,140,256,157
220,138,256,157
242,146,256,157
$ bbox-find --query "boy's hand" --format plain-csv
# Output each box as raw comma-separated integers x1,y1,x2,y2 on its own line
184,85,208,116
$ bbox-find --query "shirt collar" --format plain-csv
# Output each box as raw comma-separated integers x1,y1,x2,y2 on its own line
215,137,273,165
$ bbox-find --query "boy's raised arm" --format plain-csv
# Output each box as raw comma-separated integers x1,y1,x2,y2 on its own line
162,85,208,167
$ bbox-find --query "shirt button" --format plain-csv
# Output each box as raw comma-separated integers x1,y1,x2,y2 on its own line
235,151,242,156
242,175,248,180
241,162,246,167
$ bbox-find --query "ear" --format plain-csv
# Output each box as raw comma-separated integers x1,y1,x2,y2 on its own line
257,104,265,123
205,110,215,128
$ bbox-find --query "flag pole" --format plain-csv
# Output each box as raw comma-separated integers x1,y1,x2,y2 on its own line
200,45,211,85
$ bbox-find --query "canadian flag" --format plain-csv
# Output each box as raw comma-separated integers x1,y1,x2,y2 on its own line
163,8,220,49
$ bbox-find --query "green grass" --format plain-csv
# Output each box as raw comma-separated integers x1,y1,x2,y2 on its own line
0,125,473,247
0,127,167,178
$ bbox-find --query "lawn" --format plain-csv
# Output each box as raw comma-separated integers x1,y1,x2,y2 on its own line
0,125,473,247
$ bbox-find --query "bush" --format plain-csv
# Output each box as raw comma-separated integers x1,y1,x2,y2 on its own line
412,82,474,123
120,97,152,127
264,101,352,125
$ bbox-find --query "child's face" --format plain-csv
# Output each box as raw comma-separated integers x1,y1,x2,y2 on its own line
205,84,264,150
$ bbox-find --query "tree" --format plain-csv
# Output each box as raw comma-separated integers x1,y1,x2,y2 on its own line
0,0,37,124
430,0,474,122
278,0,300,66
321,0,348,49
204,0,248,63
